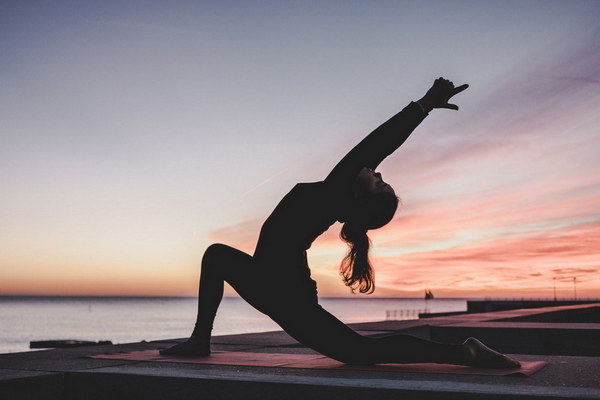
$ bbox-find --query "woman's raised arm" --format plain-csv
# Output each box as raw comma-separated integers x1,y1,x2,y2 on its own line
324,78,468,191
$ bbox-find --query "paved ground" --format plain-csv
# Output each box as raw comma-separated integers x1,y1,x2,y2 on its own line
1,302,599,399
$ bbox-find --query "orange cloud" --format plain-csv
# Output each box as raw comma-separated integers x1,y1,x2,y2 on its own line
370,220,600,295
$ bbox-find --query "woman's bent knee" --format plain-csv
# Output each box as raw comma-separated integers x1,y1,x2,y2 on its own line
202,243,232,264
201,243,253,283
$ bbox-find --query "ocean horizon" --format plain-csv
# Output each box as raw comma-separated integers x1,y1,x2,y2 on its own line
0,296,468,354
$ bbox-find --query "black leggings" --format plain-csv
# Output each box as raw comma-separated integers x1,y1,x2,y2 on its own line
193,243,463,365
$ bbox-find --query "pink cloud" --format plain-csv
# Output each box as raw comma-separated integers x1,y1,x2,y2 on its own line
372,220,600,293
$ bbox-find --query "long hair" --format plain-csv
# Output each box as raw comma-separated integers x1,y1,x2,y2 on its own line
339,192,399,294
340,223,374,294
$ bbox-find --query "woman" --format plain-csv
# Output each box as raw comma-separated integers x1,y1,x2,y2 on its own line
162,78,520,368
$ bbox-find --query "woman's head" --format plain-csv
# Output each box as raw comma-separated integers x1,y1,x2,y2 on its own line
354,167,395,197
348,168,399,229
339,168,400,294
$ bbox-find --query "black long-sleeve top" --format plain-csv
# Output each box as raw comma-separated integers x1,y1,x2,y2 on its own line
253,102,428,293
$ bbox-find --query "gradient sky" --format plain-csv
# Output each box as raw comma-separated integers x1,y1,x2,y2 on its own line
1,0,599,298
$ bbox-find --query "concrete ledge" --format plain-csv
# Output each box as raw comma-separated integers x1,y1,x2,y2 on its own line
468,300,599,313
62,367,598,400
0,369,63,400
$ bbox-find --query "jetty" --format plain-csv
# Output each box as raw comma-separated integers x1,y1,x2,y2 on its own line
1,300,600,399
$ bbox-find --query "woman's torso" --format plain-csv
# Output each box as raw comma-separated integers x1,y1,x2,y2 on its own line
252,181,345,294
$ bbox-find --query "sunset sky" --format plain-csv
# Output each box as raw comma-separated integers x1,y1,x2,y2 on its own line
1,1,599,298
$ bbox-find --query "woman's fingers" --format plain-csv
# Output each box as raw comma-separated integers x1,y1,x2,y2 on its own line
444,83,469,110
452,84,469,96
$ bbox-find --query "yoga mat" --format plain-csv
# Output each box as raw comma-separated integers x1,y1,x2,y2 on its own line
90,350,547,377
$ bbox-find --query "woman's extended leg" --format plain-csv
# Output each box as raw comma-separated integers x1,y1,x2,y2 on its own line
277,304,520,368
161,243,268,356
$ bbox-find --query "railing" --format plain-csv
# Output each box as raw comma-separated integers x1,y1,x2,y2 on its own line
385,309,430,321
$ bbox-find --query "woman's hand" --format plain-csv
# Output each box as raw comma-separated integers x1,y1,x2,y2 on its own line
417,77,469,112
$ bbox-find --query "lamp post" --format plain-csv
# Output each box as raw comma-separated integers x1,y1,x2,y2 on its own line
553,277,557,301
573,277,577,300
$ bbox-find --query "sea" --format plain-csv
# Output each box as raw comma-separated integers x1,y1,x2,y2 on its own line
0,296,467,354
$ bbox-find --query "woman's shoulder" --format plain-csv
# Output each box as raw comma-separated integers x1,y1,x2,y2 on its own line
294,180,335,194
293,180,350,205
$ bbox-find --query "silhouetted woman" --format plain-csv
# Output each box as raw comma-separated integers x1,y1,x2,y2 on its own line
162,78,520,368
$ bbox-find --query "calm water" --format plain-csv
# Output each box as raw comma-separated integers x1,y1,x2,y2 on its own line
0,296,466,354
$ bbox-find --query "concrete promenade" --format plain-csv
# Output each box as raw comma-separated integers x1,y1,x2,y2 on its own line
1,302,599,399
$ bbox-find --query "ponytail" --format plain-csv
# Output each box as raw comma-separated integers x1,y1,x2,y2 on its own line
340,222,375,294
339,191,399,294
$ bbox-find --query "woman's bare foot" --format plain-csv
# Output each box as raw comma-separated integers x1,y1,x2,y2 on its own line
462,337,521,369
159,335,210,357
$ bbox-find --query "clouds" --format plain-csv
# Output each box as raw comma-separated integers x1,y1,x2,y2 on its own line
390,37,600,180
1,1,599,297
370,219,600,295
